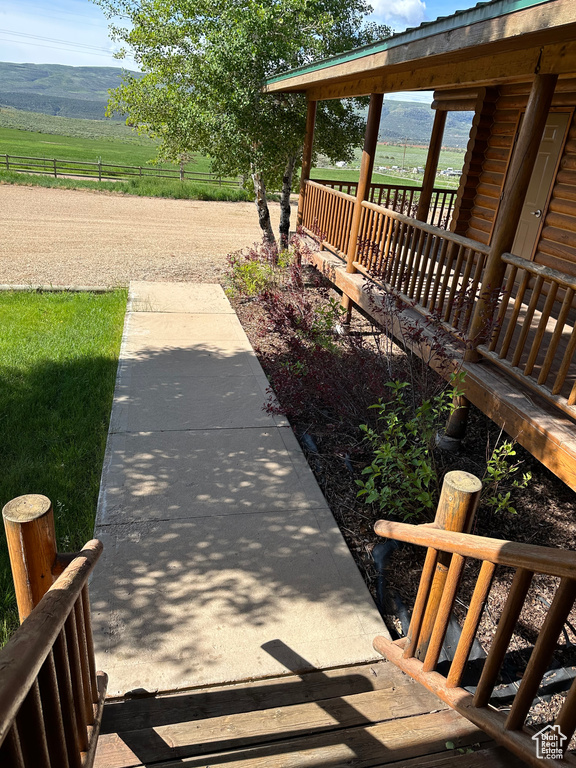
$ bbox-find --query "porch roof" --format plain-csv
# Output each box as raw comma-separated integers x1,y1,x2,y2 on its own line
264,0,576,99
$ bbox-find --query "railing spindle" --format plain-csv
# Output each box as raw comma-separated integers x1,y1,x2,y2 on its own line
510,275,544,368
403,548,439,659
538,288,575,386
406,228,426,297
53,630,83,768
499,271,531,360
488,266,517,351
81,586,98,705
16,680,51,768
474,567,533,707
437,241,459,316
414,231,435,304
523,281,558,376
422,554,466,673
552,322,576,397
555,675,576,752
74,599,95,725
1,723,26,767
64,614,89,752
506,577,576,731
37,650,71,768
447,560,496,688
444,245,468,325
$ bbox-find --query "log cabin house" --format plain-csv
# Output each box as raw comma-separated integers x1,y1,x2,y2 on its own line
265,0,576,492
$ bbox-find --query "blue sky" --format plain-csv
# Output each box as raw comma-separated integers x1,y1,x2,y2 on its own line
1,0,477,69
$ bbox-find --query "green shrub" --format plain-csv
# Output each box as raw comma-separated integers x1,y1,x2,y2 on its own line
356,380,453,521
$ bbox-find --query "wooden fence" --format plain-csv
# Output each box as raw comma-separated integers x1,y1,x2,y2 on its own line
0,495,106,768
0,153,240,186
373,470,576,768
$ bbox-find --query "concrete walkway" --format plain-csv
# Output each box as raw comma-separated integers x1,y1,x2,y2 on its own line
91,281,387,697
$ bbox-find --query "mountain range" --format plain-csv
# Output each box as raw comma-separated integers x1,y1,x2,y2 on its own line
0,62,473,146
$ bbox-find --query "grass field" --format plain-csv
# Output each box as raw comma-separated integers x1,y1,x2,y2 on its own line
0,108,464,191
0,124,212,172
0,170,253,201
0,290,127,644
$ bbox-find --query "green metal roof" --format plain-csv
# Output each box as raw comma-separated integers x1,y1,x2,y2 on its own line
265,0,553,86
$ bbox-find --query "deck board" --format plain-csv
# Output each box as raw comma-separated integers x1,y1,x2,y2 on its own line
95,661,524,768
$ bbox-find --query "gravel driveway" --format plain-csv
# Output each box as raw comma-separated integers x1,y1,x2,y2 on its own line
0,185,282,286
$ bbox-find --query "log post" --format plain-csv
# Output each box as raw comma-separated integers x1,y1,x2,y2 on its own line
2,494,58,623
296,99,317,229
415,471,482,661
416,110,447,223
342,92,384,319
466,73,558,361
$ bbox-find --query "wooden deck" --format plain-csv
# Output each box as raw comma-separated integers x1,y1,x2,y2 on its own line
94,660,525,768
304,245,576,492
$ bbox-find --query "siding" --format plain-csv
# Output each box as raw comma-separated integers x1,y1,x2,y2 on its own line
457,78,576,275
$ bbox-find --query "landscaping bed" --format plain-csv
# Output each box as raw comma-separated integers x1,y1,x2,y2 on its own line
0,289,126,643
226,237,576,729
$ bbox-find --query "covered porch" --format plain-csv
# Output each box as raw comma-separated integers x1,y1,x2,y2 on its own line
266,0,576,492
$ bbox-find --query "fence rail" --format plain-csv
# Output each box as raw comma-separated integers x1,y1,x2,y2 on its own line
373,476,576,767
315,179,457,228
478,253,576,419
0,495,106,768
1,153,240,186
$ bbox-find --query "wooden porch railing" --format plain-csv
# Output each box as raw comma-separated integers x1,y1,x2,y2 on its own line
373,483,576,767
477,253,576,419
354,202,491,339
315,179,457,227
0,495,106,768
301,180,356,257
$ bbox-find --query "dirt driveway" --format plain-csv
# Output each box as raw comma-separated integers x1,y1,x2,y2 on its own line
0,185,282,286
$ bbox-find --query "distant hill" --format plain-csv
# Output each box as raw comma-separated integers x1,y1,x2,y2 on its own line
0,62,473,147
379,100,472,148
0,62,139,120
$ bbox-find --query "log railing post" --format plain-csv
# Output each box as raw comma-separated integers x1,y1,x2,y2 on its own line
342,92,384,319
415,471,482,661
416,110,447,223
2,494,58,623
297,99,317,229
466,73,558,361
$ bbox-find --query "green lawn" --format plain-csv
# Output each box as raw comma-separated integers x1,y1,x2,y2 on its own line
0,124,213,172
0,170,252,202
0,290,127,643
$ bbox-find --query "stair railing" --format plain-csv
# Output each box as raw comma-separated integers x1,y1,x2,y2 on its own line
0,494,106,768
373,473,576,768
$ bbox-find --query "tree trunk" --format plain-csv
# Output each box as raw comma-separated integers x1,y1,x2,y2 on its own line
279,155,296,249
251,169,276,245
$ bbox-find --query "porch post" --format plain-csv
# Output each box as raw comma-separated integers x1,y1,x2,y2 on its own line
416,110,447,222
297,98,317,228
466,73,558,360
342,92,384,316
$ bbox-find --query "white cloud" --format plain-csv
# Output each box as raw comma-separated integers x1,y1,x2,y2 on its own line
370,0,427,31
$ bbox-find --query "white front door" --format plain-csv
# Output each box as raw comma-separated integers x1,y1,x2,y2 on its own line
511,111,570,260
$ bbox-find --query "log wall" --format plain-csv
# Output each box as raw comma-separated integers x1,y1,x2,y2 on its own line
456,78,576,275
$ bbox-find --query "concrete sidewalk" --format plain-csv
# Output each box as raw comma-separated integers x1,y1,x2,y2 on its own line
91,281,387,696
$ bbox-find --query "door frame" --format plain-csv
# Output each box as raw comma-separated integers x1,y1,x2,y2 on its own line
492,105,573,260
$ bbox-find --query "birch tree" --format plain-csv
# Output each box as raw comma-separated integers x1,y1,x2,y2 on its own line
96,0,389,245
